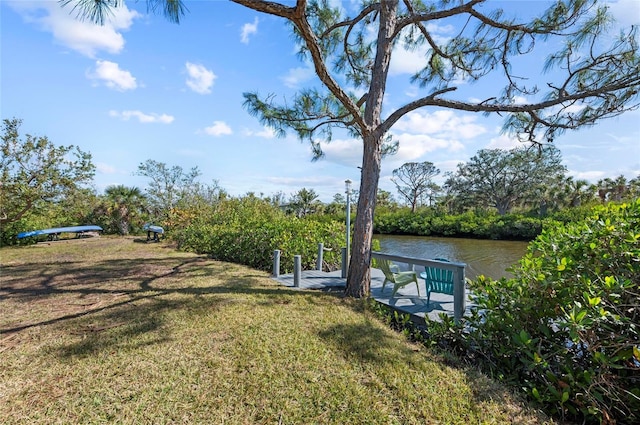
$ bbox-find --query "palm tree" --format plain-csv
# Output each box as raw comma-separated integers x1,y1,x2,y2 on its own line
628,175,640,199
104,185,147,235
596,178,614,203
611,175,629,202
534,174,567,215
564,177,594,207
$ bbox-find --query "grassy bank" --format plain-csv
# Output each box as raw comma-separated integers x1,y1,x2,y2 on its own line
1,237,552,424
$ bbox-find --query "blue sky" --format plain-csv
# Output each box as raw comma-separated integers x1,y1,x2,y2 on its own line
2,0,639,203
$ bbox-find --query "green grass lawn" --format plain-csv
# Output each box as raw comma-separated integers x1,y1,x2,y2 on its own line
0,237,554,424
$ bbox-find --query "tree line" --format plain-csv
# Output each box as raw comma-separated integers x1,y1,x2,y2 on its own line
389,147,640,216
2,117,638,247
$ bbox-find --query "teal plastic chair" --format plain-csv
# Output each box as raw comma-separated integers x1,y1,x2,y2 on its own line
423,259,454,306
378,258,420,296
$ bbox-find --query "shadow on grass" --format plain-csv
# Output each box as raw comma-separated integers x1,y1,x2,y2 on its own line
54,311,170,359
318,322,401,363
316,320,545,422
0,251,328,340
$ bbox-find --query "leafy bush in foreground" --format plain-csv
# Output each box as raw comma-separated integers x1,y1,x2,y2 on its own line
428,199,640,424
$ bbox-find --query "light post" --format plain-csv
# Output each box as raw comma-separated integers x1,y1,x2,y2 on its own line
345,179,352,277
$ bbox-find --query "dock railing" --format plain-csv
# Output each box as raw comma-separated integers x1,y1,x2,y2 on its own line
272,245,467,321
371,251,467,322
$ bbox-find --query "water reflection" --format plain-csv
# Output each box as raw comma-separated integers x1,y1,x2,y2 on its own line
374,234,529,280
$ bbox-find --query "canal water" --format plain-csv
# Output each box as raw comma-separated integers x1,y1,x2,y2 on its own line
374,234,530,280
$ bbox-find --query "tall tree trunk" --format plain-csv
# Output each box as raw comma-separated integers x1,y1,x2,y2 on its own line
344,0,397,298
495,199,511,215
539,199,548,217
345,134,383,297
119,220,129,236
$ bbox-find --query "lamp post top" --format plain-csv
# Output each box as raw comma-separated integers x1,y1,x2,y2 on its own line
345,179,352,194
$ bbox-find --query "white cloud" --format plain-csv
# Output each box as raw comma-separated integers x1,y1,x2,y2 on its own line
513,96,528,105
96,163,117,174
395,110,487,139
425,23,455,38
185,62,216,94
545,100,587,116
203,121,233,136
109,110,174,123
318,138,363,167
10,2,139,58
607,0,640,27
404,87,419,98
87,60,137,91
436,159,465,174
266,176,338,187
281,66,315,89
390,44,428,76
564,103,587,114
393,133,465,162
317,110,482,168
569,170,607,181
241,17,259,44
485,134,521,149
244,126,277,138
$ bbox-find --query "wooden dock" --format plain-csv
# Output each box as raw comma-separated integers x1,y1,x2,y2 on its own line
273,268,472,323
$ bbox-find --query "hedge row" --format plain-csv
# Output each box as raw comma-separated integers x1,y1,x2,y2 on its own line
172,198,345,274
374,208,594,241
374,210,546,240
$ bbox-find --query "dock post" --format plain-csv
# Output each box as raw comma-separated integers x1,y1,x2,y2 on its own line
273,250,280,278
317,243,323,271
294,255,301,287
453,265,466,323
341,248,347,278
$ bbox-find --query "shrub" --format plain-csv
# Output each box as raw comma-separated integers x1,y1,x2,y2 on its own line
374,210,546,240
173,198,345,273
428,199,640,423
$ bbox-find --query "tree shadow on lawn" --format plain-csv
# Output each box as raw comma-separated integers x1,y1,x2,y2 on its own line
316,320,550,423
318,321,416,365
52,303,173,359
1,257,211,296
1,248,349,360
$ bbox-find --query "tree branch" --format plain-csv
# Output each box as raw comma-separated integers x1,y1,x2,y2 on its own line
233,0,366,131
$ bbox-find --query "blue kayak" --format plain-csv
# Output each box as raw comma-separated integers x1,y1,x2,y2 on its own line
17,225,103,239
